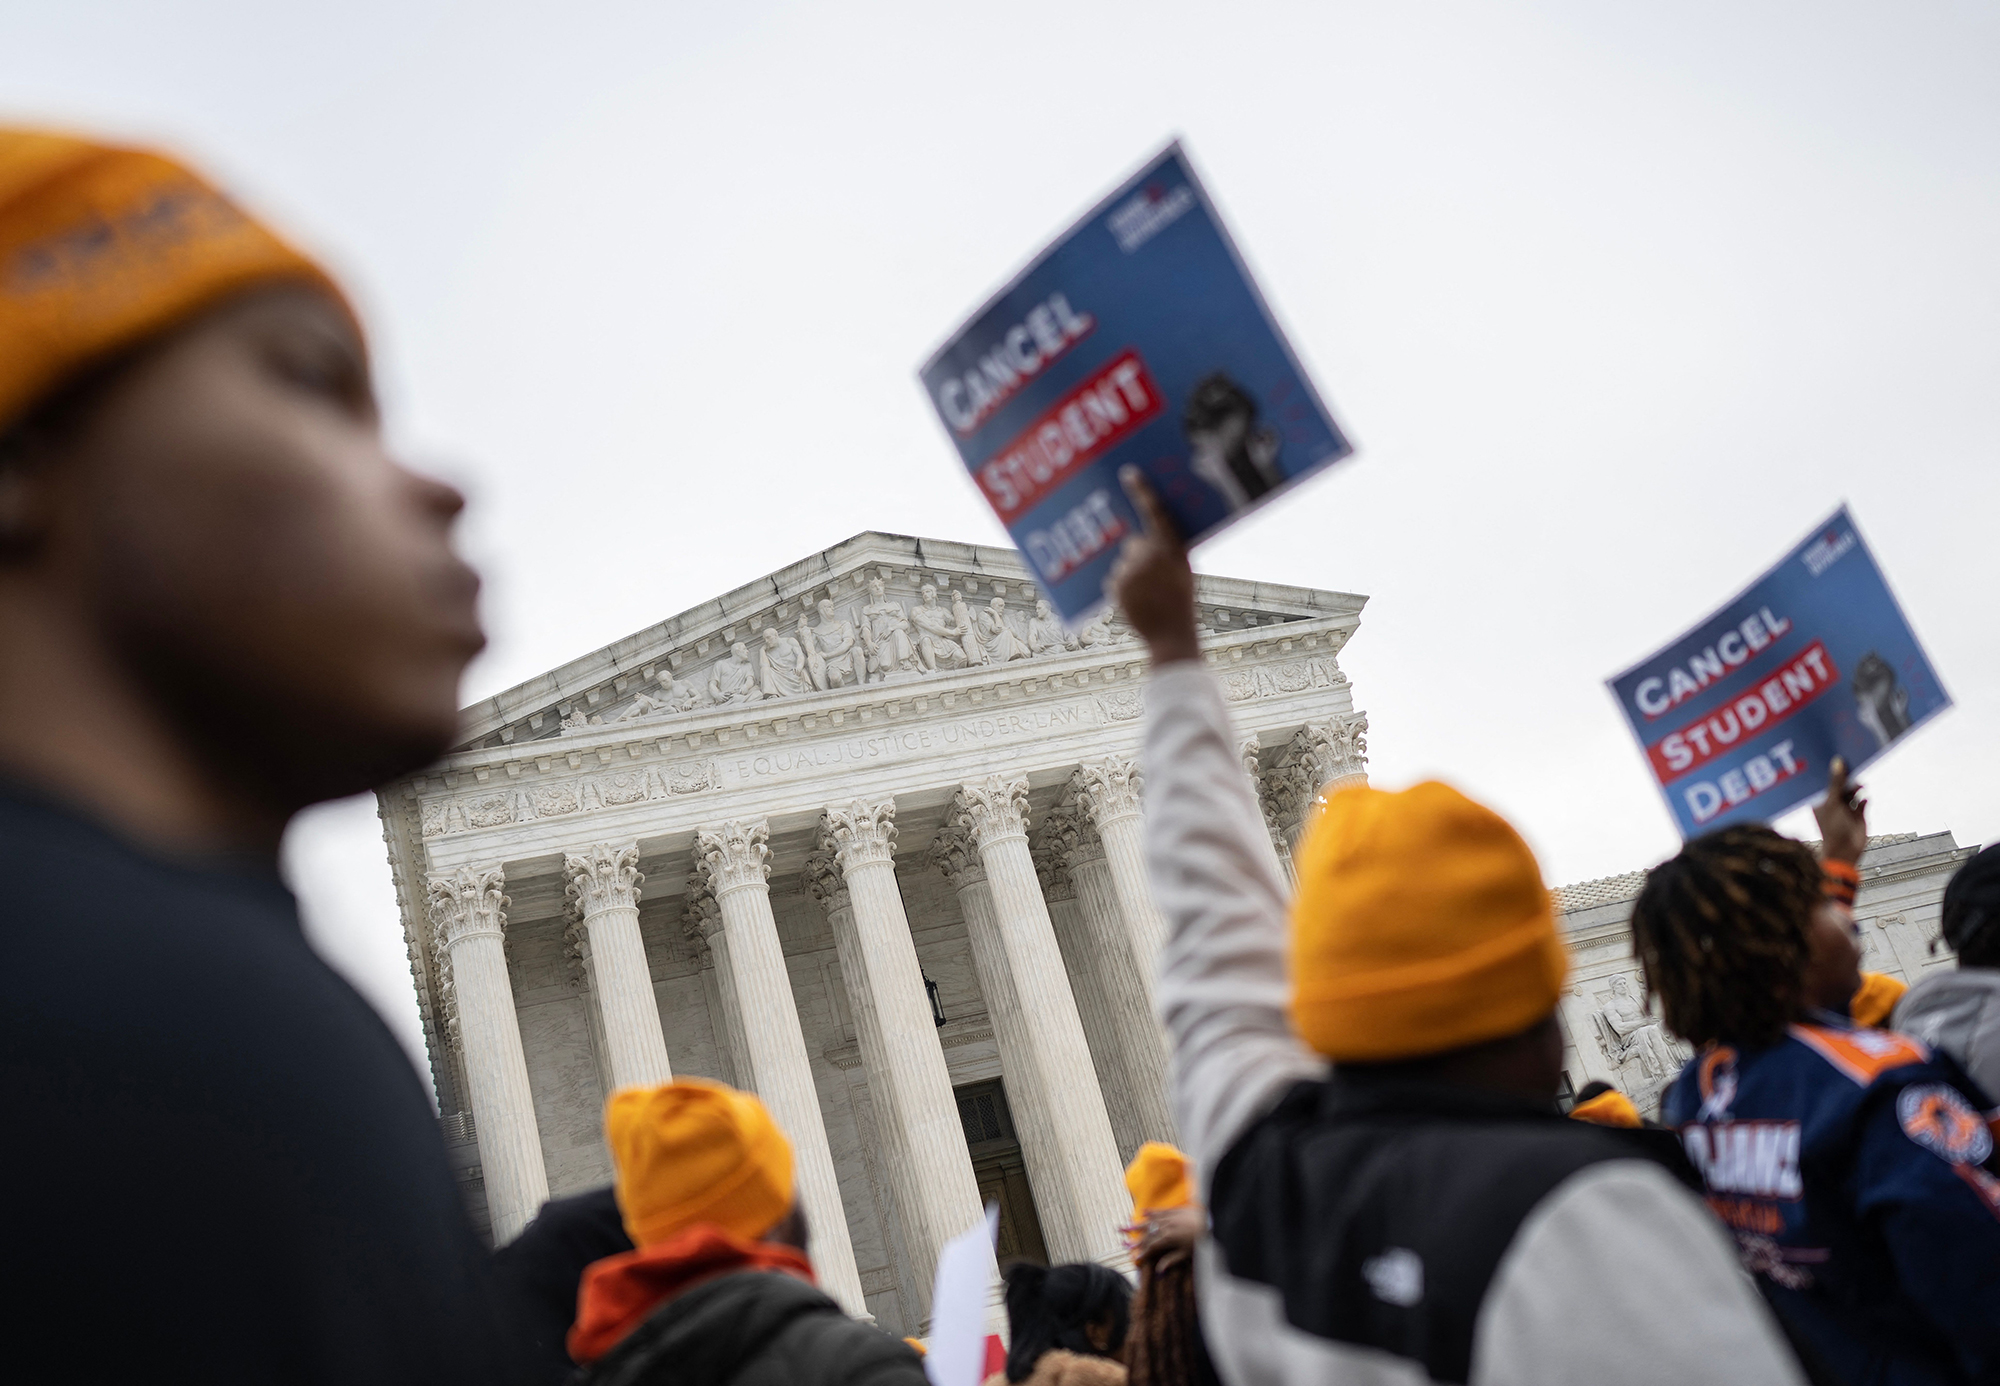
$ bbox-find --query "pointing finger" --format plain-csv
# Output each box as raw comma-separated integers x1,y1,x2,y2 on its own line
1120,465,1180,545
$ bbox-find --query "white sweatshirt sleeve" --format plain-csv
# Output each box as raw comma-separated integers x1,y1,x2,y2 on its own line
1473,1161,1806,1386
1142,663,1326,1182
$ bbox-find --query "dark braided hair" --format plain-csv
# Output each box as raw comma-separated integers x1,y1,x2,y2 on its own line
1126,1257,1219,1386
1630,824,1821,1048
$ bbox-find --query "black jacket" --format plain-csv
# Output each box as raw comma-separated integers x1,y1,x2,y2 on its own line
575,1270,924,1386
1210,1077,1702,1383
0,781,524,1385
494,1187,635,1386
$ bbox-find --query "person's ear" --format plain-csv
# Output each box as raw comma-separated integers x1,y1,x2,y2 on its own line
1085,1315,1113,1352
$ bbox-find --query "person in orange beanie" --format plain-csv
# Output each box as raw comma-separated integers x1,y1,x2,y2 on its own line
1120,1143,1217,1386
1568,1081,1644,1129
0,128,515,1385
567,1079,925,1386
1108,471,1805,1386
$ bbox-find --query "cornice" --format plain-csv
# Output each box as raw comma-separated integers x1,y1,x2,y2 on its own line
447,532,1367,750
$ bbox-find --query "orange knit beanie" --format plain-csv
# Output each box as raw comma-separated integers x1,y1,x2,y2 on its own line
605,1078,795,1248
0,127,352,433
1288,781,1568,1062
1124,1141,1196,1219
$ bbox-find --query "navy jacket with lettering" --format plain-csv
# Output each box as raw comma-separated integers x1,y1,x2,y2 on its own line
1662,1015,2000,1385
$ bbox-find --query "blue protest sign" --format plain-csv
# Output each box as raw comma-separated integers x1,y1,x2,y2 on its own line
918,141,1352,622
1608,506,1950,840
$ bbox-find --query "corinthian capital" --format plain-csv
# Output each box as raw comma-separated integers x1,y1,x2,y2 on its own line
563,842,644,920
824,798,898,871
681,877,723,957
1072,754,1144,826
426,864,509,949
1035,801,1104,869
696,818,772,896
802,845,850,914
1295,713,1370,793
954,774,1031,848
928,822,986,889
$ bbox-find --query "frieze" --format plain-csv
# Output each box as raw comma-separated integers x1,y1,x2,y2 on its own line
422,757,720,839
731,702,1097,781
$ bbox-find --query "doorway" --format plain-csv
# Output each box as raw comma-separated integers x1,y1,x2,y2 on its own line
956,1079,1049,1266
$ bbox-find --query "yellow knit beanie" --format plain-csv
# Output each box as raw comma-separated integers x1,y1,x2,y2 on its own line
1569,1089,1643,1128
605,1078,795,1248
1287,781,1567,1062
1124,1141,1196,1219
0,127,353,433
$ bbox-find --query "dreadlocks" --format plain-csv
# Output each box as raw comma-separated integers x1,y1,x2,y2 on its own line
1630,824,1821,1049
1126,1257,1219,1386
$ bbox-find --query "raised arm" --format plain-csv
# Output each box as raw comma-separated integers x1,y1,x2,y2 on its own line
1110,470,1324,1181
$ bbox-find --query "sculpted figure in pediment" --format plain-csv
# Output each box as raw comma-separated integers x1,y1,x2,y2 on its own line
759,625,813,698
975,596,1033,663
1026,599,1078,657
803,599,859,691
858,578,922,682
617,669,705,722
707,641,764,706
951,590,987,666
1076,607,1128,648
909,583,967,672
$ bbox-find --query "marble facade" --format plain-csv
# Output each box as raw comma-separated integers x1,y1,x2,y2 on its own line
379,532,1371,1336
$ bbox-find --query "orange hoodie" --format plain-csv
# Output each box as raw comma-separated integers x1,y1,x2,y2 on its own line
567,1223,815,1366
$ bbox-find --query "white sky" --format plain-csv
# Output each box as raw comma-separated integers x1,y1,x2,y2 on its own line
8,1,1995,1084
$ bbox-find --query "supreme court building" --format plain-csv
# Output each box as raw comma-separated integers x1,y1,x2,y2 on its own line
377,531,1975,1338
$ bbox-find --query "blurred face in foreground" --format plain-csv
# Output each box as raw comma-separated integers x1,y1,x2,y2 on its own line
0,284,483,835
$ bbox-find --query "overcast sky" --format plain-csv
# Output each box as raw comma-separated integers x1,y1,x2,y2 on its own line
8,1,1994,1083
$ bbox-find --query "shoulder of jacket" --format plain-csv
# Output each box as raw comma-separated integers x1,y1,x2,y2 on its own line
1788,1023,1931,1086
767,1303,923,1381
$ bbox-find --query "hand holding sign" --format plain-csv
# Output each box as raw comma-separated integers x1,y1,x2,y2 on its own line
1608,507,1948,839
1108,466,1199,667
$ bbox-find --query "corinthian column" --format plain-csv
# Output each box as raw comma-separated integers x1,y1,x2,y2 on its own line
950,776,1129,1266
427,865,549,1244
1241,736,1298,886
683,881,752,1090
695,819,868,1318
1031,832,1140,1156
1072,754,1168,973
1040,804,1174,1150
814,800,991,1323
1273,715,1371,849
563,843,672,1091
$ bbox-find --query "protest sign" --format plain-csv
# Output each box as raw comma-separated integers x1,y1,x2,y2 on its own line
919,141,1352,622
1608,506,1949,839
924,1204,1000,1386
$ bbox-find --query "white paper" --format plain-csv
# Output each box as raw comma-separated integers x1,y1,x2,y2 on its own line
925,1203,1001,1386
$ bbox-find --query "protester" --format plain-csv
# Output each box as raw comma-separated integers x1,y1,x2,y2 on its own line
0,129,523,1383
1894,842,2000,1104
1568,1081,1644,1129
1639,770,2000,1385
568,1078,924,1386
1110,469,1803,1386
987,1262,1131,1386
1121,1143,1218,1386
492,1185,634,1385
1851,971,1909,1029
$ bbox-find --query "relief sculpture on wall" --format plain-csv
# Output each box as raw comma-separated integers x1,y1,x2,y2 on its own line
538,568,1316,748
1590,973,1690,1109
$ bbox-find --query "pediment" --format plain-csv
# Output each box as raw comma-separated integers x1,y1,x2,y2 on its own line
451,531,1365,753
